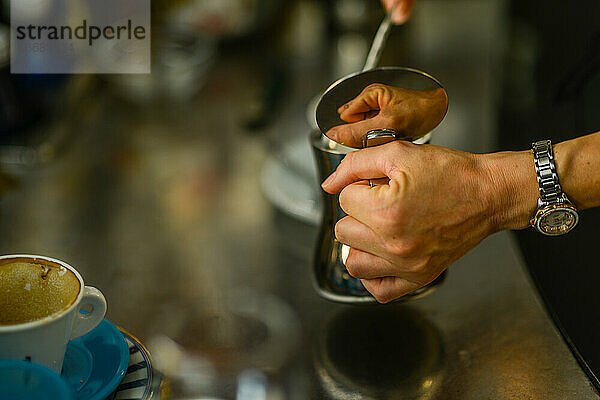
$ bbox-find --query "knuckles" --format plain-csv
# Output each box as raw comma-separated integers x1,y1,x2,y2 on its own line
370,289,393,304
340,150,357,167
405,256,433,275
383,238,420,258
334,219,349,244
384,140,411,157
344,256,361,278
364,83,387,94
338,187,353,214
379,207,407,232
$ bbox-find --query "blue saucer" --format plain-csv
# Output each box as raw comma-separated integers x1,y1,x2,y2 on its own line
62,319,129,400
0,360,74,400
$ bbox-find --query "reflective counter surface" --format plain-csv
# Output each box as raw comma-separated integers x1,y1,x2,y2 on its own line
1,83,597,400
1,1,598,398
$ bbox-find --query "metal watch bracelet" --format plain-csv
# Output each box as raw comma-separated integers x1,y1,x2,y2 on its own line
532,140,563,206
530,140,579,235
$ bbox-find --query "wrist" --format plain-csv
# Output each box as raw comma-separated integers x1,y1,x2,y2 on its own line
476,150,539,232
554,138,593,210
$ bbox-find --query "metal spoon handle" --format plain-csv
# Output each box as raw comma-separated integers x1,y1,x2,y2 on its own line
363,2,398,71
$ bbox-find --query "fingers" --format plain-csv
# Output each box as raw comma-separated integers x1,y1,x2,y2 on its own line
337,86,383,121
327,84,392,148
336,215,429,279
339,181,375,216
326,116,392,148
321,143,405,193
335,215,381,256
337,180,397,223
345,247,398,279
361,276,422,303
369,178,391,186
383,0,415,24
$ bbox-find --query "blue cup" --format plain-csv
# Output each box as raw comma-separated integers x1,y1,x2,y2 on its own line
0,360,74,400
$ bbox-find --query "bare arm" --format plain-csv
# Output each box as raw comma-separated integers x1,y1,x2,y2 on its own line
487,130,600,231
321,131,600,303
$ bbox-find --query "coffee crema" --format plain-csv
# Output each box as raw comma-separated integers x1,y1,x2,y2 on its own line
0,258,80,325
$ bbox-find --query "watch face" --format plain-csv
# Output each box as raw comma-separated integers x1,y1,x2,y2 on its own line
538,207,578,236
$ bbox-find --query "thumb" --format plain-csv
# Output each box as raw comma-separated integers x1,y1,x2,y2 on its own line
321,146,389,193
337,85,384,123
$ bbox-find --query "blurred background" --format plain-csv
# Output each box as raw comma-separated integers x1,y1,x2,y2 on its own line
1,0,599,399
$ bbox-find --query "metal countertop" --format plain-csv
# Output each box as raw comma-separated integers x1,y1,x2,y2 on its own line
0,75,596,398
1,1,598,395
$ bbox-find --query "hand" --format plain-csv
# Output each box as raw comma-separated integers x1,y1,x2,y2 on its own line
381,0,416,24
325,84,448,148
321,141,538,303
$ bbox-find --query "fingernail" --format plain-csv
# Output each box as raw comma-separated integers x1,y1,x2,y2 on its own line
327,130,338,141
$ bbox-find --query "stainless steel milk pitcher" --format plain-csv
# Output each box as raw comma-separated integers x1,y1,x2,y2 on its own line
310,66,449,303
311,130,447,304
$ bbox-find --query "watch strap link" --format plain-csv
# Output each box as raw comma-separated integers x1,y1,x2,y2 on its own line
532,140,563,205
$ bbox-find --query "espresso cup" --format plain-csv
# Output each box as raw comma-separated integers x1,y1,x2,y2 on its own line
0,255,107,373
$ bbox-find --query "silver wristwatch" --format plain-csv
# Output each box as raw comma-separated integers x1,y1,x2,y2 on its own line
530,140,578,236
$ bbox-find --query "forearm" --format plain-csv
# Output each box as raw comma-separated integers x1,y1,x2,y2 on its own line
554,132,600,211
479,131,600,232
